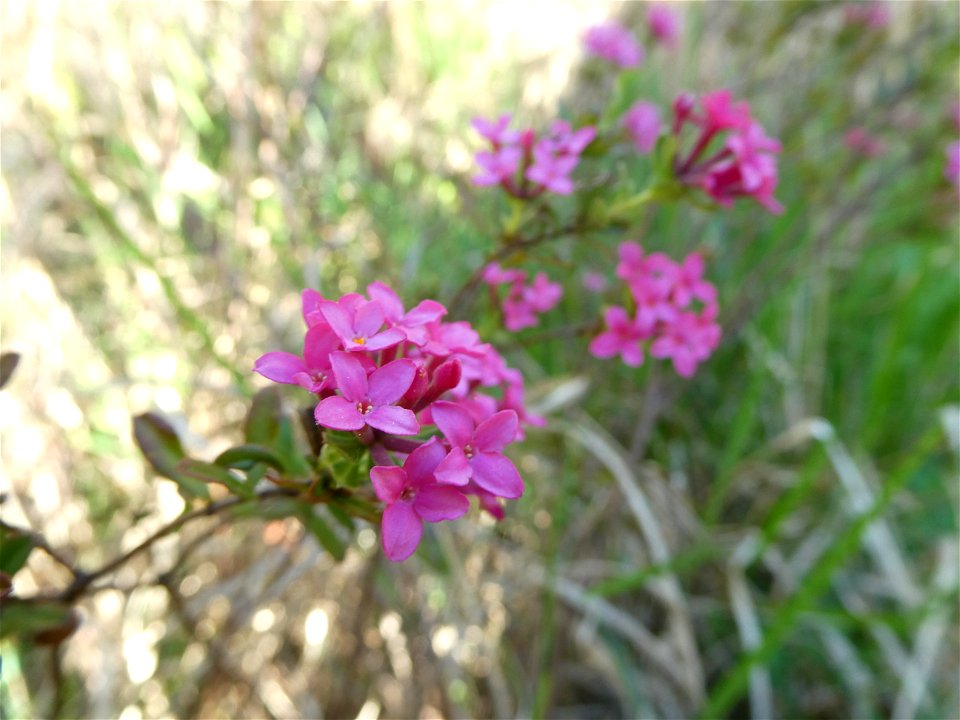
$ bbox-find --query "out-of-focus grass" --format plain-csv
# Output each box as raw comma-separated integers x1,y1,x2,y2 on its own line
1,2,957,719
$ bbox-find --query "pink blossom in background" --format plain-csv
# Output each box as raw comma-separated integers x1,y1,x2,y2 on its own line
844,2,891,29
582,271,608,293
622,100,662,154
844,128,886,158
590,242,722,377
472,115,595,198
672,89,784,213
589,306,651,367
946,141,960,188
647,4,682,49
372,439,469,562
483,263,563,332
584,22,644,68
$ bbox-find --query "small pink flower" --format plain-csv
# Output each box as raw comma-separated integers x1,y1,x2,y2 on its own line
672,253,717,309
589,306,651,367
471,114,521,145
844,2,890,29
946,141,960,189
650,309,721,378
253,323,341,393
647,4,682,49
582,271,608,293
584,22,644,68
314,352,420,435
320,299,406,352
372,439,470,562
623,100,661,154
524,272,563,313
431,402,524,499
474,145,523,187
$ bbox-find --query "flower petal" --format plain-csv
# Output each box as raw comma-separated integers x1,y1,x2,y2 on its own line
474,410,518,453
314,396,364,431
434,446,471,486
319,301,355,344
414,486,469,522
354,300,385,338
253,352,307,384
430,401,475,448
404,299,447,326
303,324,340,369
366,405,420,436
402,439,447,487
301,289,327,327
329,351,368,402
470,451,524,499
368,359,416,405
363,327,406,352
370,466,407,504
367,282,405,322
381,502,423,563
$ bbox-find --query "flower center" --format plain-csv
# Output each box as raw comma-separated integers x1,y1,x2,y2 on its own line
356,401,374,415
400,487,416,502
352,336,366,345
463,443,475,459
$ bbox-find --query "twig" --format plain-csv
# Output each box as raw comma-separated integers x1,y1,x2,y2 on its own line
0,520,79,577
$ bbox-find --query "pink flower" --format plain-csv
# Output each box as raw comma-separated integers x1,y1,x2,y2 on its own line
367,281,447,346
431,402,524,499
649,309,721,377
945,141,960,188
482,263,525,285
623,100,661,154
524,272,563,313
525,122,596,195
371,439,470,562
319,299,406,352
474,145,523,187
672,253,716,309
647,4,682,49
253,323,341,393
673,90,783,213
582,271,608,293
589,306,651,367
584,22,644,68
314,352,420,435
471,114,521,145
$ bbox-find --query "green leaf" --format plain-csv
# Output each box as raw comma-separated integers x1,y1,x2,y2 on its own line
133,413,209,499
214,444,286,472
275,416,312,479
0,352,20,390
0,530,35,576
178,459,254,498
245,388,283,445
0,603,76,642
297,507,346,561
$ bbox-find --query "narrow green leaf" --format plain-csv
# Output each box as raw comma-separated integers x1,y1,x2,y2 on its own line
178,459,253,498
133,413,209,499
245,388,283,445
298,508,346,561
0,531,36,576
214,444,286,472
0,603,74,640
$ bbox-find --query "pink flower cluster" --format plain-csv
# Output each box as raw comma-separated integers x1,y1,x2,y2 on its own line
622,100,662,155
672,90,784,214
583,22,644,68
482,263,563,331
647,4,682,49
473,115,596,197
254,283,535,562
589,242,721,377
946,141,960,190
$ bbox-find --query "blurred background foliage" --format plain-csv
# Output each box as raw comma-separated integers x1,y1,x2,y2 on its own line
1,2,958,719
